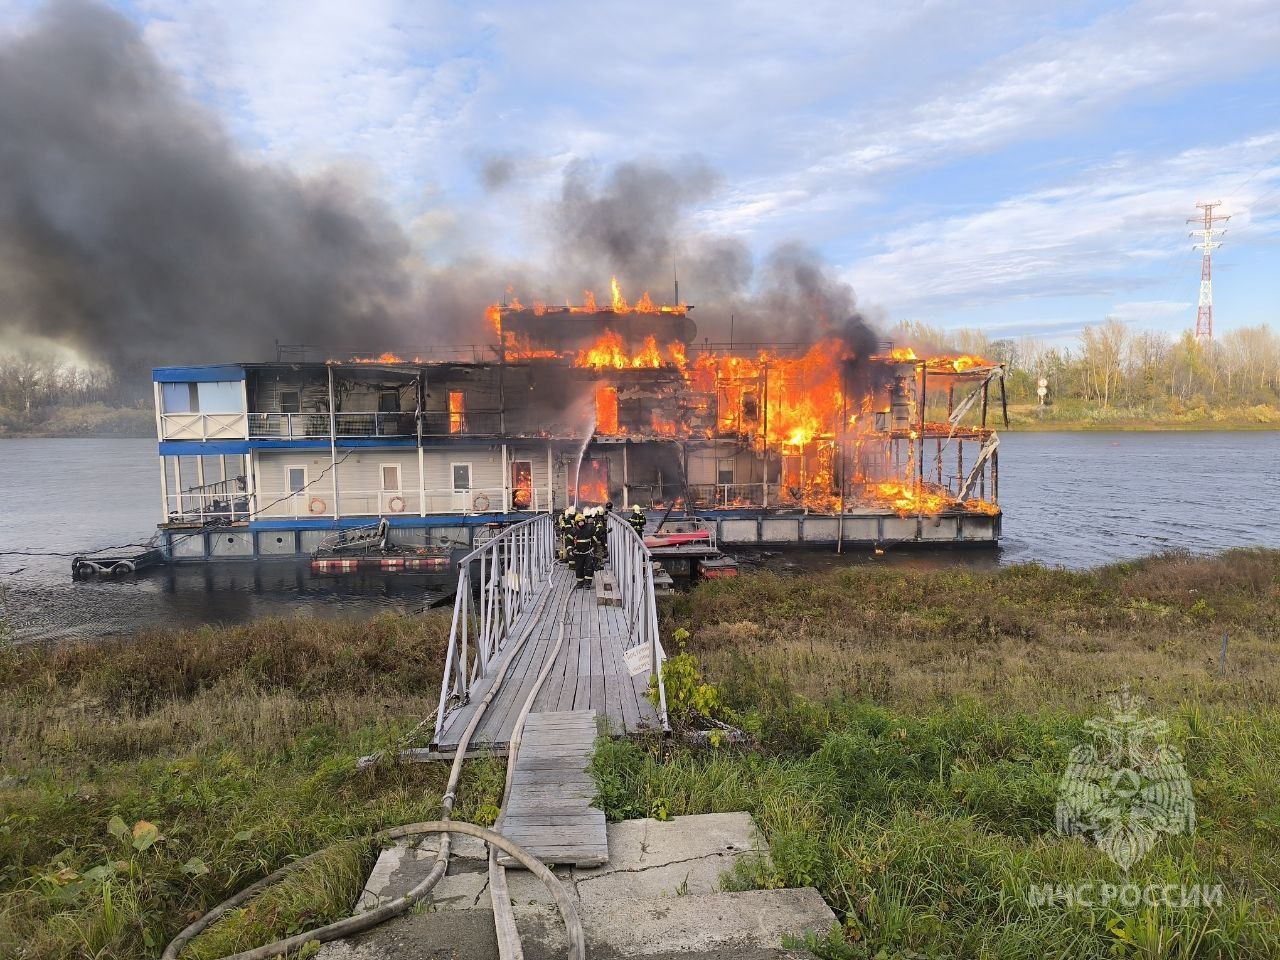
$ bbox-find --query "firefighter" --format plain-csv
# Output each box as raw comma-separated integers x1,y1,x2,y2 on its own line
572,515,595,586
556,508,574,562
592,506,609,563
628,503,647,537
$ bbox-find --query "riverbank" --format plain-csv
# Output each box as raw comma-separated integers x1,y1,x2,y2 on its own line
3,550,1279,957
1005,400,1280,431
0,404,152,438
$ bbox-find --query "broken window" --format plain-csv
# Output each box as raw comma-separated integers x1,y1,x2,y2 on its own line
448,391,467,433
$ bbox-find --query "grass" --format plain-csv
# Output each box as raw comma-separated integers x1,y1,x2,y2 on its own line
0,612,509,960
587,548,1280,958
3,549,1279,958
0,403,154,438
1004,399,1280,431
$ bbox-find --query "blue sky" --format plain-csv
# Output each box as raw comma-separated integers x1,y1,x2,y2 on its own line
6,0,1280,344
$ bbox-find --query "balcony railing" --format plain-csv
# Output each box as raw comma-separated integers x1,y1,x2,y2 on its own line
685,482,781,509
252,486,541,519
248,411,418,439
160,412,248,441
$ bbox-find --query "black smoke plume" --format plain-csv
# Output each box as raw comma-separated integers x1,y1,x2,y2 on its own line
0,0,414,367
0,2,883,373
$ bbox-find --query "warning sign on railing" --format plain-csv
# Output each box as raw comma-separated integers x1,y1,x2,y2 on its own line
623,641,666,678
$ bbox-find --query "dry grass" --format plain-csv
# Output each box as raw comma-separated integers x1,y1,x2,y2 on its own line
0,609,487,960
665,548,1280,723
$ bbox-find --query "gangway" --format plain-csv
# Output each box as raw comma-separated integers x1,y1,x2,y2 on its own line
432,512,668,752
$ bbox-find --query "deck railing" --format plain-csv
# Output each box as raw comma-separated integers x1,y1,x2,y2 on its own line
433,514,556,741
606,513,669,731
251,486,528,518
160,412,248,441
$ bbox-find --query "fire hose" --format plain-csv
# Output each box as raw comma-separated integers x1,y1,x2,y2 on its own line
162,583,584,960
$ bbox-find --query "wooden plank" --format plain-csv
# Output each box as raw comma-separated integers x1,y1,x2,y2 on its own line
497,709,607,867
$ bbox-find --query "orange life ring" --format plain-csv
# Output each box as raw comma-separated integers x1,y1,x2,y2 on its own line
308,497,327,515
472,493,491,512
388,494,406,514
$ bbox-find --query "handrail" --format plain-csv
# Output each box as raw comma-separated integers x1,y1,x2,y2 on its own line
605,513,669,731
433,513,556,741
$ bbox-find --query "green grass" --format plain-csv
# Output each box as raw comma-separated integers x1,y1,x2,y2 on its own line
1003,399,1280,431
585,549,1280,958
0,612,509,959
4,550,1280,958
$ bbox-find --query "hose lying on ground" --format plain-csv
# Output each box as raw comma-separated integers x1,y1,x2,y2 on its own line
489,609,572,959
162,582,584,960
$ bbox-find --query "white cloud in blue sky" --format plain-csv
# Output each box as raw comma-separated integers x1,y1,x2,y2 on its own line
8,0,1280,341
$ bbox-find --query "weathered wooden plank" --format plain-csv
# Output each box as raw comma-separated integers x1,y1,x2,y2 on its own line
497,709,607,867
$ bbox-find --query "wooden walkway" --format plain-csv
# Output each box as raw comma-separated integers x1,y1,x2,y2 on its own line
495,710,608,866
433,562,660,752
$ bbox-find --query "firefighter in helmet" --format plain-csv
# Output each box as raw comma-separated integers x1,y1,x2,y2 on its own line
591,505,609,563
628,503,647,537
556,508,574,562
572,513,595,586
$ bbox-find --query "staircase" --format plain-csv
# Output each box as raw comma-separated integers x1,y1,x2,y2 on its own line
318,812,835,959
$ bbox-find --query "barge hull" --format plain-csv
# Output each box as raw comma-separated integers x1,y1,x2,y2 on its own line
159,510,1000,561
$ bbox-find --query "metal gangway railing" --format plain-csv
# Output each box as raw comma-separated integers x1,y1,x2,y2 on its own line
433,514,556,741
606,512,669,731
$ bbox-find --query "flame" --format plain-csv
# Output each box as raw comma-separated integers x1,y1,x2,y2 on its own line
475,291,1000,518
610,276,628,312
574,330,680,368
448,390,466,434
575,458,609,505
595,383,619,434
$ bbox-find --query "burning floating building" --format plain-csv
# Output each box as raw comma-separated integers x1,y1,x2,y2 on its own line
150,283,1003,560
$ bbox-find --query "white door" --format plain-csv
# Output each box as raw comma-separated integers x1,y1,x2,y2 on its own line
451,463,472,512
381,463,403,513
286,465,308,516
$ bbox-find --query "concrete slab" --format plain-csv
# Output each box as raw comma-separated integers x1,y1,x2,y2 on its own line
574,813,764,902
319,889,834,960
365,813,771,917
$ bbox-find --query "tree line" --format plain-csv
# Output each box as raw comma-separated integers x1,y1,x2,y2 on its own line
896,318,1280,422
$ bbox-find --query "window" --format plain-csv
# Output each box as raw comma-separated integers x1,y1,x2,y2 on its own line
279,390,301,414
287,466,307,493
378,390,400,413
510,460,533,510
448,391,466,433
196,381,243,413
718,467,735,486
381,464,401,492
451,463,472,492
161,382,194,413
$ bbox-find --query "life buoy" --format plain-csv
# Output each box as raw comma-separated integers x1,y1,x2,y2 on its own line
472,493,491,512
388,494,406,514
308,497,327,515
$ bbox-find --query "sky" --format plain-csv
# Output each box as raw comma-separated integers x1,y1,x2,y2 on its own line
5,0,1280,346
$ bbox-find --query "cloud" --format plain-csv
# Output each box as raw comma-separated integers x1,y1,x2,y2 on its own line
847,132,1280,313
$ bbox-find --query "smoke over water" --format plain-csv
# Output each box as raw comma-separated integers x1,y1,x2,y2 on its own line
0,1,883,371
0,1,414,367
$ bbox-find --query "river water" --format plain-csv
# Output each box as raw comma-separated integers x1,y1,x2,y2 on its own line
2,434,1277,640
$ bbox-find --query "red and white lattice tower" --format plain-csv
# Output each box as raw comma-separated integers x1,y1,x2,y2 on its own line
1187,201,1229,342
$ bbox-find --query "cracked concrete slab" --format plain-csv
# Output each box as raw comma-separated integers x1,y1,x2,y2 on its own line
322,813,828,960
364,813,770,914
319,889,833,960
